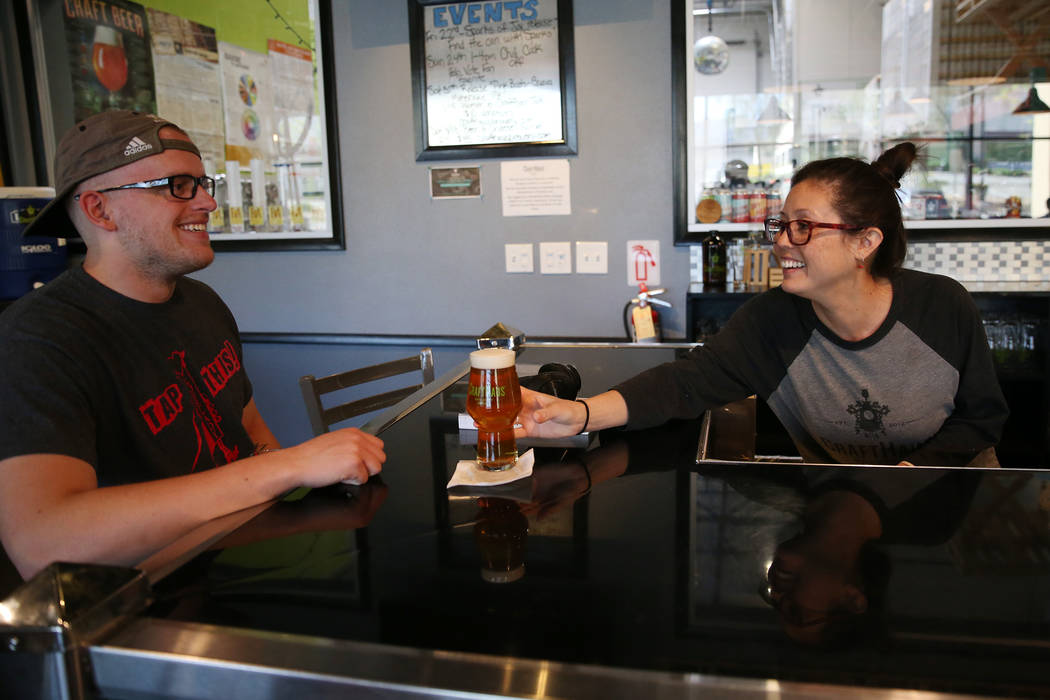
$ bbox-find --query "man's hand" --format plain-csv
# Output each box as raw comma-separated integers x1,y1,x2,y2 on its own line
284,428,386,487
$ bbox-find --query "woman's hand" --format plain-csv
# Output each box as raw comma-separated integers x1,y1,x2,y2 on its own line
515,386,587,439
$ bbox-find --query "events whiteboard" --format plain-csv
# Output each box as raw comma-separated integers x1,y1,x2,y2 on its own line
409,0,577,160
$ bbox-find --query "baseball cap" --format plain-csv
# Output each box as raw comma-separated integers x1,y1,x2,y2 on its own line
22,110,202,238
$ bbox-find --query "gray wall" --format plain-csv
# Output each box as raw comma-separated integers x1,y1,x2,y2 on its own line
190,0,690,340
0,1,692,444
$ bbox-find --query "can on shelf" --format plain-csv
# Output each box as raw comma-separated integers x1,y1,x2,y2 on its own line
731,190,750,223
716,188,732,222
748,190,767,222
766,190,781,219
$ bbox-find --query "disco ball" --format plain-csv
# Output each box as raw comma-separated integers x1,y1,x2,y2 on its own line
694,35,729,75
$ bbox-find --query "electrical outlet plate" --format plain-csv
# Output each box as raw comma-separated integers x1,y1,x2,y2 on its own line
539,241,572,274
576,241,608,274
505,243,534,273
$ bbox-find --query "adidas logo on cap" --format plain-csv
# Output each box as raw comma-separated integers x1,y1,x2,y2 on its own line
123,136,153,157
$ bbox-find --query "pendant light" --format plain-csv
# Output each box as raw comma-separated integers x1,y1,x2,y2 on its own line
757,96,791,124
1013,69,1050,115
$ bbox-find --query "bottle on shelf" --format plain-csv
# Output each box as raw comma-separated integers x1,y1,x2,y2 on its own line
702,232,727,291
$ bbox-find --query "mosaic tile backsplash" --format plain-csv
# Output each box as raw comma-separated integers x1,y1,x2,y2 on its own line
690,241,1050,285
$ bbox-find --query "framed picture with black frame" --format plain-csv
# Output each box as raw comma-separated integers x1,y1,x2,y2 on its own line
14,0,345,252
408,0,578,161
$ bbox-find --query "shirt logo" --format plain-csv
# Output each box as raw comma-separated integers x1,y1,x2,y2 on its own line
846,388,890,438
137,342,242,471
123,137,152,157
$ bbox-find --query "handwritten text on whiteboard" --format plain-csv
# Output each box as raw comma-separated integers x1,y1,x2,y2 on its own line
424,0,563,147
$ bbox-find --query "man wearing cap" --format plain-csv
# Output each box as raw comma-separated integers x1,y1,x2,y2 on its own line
0,110,385,581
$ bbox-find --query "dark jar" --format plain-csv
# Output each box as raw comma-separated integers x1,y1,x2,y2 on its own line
702,233,727,290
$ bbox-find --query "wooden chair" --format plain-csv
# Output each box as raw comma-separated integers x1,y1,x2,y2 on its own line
299,348,435,435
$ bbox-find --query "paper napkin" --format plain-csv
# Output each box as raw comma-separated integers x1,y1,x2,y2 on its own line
447,448,535,489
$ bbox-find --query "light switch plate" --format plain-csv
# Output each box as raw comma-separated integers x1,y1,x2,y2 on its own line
576,241,608,274
540,241,572,274
505,243,534,273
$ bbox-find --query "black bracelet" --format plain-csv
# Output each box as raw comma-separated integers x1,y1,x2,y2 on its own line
575,399,590,435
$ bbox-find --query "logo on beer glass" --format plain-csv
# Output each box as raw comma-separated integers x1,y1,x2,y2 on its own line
466,348,522,470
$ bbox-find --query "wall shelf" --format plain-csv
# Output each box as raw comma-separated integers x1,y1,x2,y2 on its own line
682,218,1050,243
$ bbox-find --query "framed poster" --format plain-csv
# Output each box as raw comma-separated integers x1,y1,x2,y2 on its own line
22,0,345,251
408,0,578,161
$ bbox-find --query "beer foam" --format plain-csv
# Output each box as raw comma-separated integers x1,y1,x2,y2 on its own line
469,348,516,369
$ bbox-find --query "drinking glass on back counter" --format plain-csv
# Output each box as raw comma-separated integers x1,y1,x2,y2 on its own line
983,314,1045,371
466,348,523,470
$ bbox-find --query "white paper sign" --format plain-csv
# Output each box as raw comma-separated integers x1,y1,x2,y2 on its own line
218,42,272,163
147,9,224,167
500,159,570,216
268,39,322,162
627,240,660,286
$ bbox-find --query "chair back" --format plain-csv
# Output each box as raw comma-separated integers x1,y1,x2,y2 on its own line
299,348,435,435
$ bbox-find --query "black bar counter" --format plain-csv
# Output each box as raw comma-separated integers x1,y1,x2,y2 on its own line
2,344,1049,699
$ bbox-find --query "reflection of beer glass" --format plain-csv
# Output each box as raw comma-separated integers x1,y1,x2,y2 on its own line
474,497,528,583
466,348,522,470
92,26,128,95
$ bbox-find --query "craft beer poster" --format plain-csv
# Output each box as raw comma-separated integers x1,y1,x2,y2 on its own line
62,0,157,122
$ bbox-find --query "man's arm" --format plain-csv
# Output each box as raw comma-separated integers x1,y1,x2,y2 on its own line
0,427,385,580
242,398,281,452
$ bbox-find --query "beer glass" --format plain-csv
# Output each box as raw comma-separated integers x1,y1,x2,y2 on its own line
466,348,522,470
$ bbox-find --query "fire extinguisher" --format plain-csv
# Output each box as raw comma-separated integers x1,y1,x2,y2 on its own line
623,283,672,343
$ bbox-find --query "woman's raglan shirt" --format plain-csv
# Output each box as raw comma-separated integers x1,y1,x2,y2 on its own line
614,269,1008,466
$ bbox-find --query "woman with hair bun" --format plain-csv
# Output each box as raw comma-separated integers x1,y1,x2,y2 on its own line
517,142,1008,467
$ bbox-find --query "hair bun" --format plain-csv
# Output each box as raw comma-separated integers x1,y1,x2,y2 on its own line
873,142,918,189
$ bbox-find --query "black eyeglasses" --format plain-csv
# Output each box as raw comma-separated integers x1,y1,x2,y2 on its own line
764,217,864,245
758,583,850,628
76,174,215,201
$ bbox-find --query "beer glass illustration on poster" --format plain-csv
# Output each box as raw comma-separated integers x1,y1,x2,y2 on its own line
146,8,224,168
218,42,273,165
61,0,156,121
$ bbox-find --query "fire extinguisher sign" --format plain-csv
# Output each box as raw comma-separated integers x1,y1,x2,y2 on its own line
626,240,660,287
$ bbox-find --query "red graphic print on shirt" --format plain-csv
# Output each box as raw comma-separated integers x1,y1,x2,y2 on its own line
138,342,242,471
139,384,184,435
200,340,242,396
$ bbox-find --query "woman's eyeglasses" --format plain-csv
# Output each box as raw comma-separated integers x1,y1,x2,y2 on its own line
763,217,864,245
75,174,216,201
